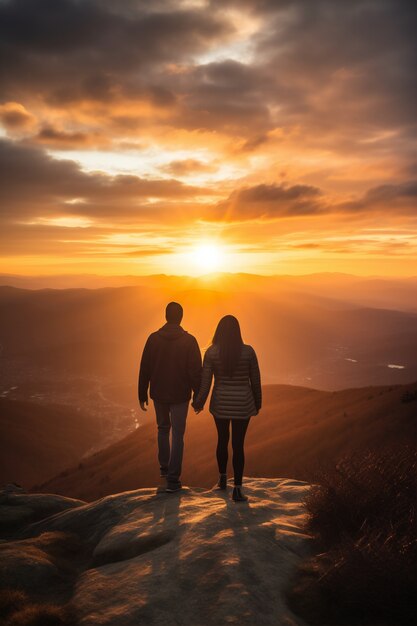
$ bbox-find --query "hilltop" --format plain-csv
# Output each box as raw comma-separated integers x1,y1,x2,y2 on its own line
0,478,310,626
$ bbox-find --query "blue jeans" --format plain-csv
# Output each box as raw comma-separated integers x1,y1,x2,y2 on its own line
153,401,189,486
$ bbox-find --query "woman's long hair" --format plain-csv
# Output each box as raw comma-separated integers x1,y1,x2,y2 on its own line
212,315,244,377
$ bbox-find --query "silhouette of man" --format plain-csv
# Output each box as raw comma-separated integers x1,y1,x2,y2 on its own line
138,302,202,492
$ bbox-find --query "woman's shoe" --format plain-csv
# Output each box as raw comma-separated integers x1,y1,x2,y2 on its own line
232,486,248,502
216,473,227,490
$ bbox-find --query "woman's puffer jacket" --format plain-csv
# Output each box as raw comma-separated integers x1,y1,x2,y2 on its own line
193,344,261,419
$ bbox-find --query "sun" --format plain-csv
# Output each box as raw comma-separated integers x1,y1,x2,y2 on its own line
191,242,225,273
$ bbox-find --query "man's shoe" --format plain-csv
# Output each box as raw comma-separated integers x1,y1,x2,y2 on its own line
166,483,182,493
232,486,248,502
214,473,227,490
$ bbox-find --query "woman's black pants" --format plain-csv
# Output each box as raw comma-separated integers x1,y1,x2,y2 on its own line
214,417,250,486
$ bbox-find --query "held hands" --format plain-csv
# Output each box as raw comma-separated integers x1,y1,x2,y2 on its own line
139,400,148,411
191,402,203,414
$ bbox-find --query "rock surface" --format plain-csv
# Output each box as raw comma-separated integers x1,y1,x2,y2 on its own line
1,478,311,625
0,487,85,535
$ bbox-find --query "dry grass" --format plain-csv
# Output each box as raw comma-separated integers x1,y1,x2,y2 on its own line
6,604,72,626
0,590,29,621
0,589,74,626
288,446,417,625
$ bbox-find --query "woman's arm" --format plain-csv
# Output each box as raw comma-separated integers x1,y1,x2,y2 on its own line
188,336,203,403
249,347,262,411
192,348,213,410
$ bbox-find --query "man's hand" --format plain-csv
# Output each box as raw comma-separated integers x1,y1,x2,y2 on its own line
139,400,148,411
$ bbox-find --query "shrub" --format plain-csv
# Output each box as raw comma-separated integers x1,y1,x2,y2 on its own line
401,390,417,404
288,446,417,625
0,591,74,626
0,590,28,620
6,604,71,626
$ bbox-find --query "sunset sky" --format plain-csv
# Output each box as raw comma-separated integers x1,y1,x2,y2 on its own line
0,0,416,277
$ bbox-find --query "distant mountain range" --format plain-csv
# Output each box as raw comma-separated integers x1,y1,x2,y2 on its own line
1,273,416,393
1,272,417,312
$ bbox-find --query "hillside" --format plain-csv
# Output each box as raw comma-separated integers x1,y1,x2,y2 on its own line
0,478,310,626
37,382,417,501
0,399,99,486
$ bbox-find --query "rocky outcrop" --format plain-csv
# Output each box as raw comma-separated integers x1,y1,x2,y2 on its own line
1,478,311,625
0,483,85,535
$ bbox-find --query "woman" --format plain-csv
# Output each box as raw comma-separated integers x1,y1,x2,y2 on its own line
193,315,261,502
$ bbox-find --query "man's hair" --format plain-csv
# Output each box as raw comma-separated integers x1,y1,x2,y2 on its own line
165,301,183,324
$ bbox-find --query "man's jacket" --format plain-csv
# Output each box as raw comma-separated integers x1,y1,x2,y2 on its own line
138,323,202,404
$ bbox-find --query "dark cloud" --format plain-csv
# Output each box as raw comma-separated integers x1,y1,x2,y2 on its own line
254,0,417,132
0,138,206,220
214,183,325,219
365,181,417,203
341,181,417,214
170,60,272,134
34,126,101,149
1,0,415,149
184,1,416,144
210,179,417,221
0,0,232,104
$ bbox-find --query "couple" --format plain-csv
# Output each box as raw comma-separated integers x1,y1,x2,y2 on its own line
138,302,262,502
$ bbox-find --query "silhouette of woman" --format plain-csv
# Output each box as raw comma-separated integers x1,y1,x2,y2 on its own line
193,315,262,501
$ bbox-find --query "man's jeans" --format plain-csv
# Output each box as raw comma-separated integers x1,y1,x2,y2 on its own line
153,401,188,487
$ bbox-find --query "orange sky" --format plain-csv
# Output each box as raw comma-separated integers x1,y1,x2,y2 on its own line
0,0,416,277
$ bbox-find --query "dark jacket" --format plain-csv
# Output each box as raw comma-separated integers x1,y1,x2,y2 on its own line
138,323,202,404
193,344,261,419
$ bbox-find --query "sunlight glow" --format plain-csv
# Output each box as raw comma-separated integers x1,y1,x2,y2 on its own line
190,242,225,273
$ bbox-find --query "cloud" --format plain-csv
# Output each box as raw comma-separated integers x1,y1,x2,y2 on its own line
0,0,232,105
214,183,325,220
33,126,107,149
0,0,416,272
209,178,417,221
162,159,218,176
169,60,273,135
255,0,417,129
1,0,414,152
341,181,417,214
123,248,175,257
0,102,36,131
0,138,208,221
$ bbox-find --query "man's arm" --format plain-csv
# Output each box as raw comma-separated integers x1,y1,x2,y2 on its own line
138,336,152,410
192,348,213,411
188,336,203,402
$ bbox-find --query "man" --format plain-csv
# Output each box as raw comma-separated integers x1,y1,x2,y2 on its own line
138,302,202,492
